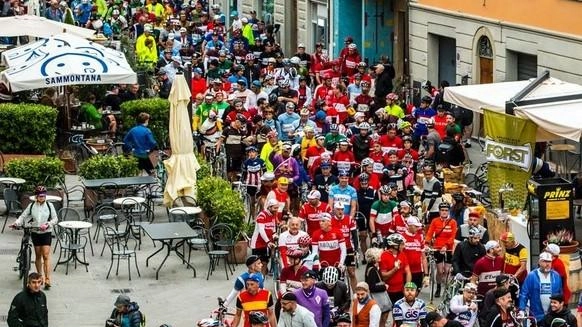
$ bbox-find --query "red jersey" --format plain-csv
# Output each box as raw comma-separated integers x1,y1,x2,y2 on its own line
402,231,425,273
434,114,447,139
379,250,409,293
305,145,326,169
332,150,355,172
552,257,571,303
266,188,289,222
299,201,331,235
352,173,380,191
331,215,356,249
278,230,309,268
310,53,327,75
388,213,409,235
312,228,345,267
280,265,309,293
191,77,207,99
397,148,419,161
328,94,350,124
341,53,361,77
472,255,504,296
353,93,374,117
250,210,276,249
425,217,457,250
368,150,388,180
378,135,403,153
312,84,332,108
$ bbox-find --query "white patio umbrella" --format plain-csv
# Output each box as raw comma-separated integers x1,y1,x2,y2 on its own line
0,33,136,92
0,15,95,39
163,74,200,206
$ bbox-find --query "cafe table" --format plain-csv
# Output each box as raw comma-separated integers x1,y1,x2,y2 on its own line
0,177,26,185
83,176,158,189
142,222,199,280
55,221,93,273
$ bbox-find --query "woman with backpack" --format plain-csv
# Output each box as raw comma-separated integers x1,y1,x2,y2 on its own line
10,185,58,289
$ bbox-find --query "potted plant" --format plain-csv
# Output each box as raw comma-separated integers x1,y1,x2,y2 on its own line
78,155,139,180
545,229,579,254
4,157,65,207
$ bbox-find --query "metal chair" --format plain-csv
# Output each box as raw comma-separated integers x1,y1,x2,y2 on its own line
187,225,208,266
2,188,22,233
145,184,164,223
206,223,235,280
172,195,197,208
53,228,89,275
93,206,127,256
54,176,85,207
103,226,140,280
96,182,120,208
168,208,189,223
120,198,147,249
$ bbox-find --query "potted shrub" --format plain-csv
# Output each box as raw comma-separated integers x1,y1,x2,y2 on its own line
197,176,246,263
4,156,65,207
120,98,170,148
0,103,57,156
78,155,139,180
545,229,579,254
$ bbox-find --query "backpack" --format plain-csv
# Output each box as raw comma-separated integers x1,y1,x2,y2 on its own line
435,140,455,164
26,202,53,221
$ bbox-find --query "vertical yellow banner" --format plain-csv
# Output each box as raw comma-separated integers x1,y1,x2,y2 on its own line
483,109,538,207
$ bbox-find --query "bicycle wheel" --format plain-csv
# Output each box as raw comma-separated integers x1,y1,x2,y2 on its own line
215,156,227,180
241,193,252,222
21,246,31,290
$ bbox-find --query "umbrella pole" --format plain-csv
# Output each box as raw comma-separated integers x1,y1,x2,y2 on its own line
65,88,71,130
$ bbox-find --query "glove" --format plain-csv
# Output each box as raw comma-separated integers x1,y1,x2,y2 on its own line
469,302,478,311
422,276,430,288
40,223,49,231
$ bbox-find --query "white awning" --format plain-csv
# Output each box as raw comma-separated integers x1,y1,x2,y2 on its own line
514,99,582,142
0,15,95,39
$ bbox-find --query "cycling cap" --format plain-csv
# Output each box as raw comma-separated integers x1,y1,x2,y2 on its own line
245,255,261,267
404,282,417,290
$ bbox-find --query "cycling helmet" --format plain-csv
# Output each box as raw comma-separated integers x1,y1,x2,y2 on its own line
34,185,47,195
388,182,398,190
330,124,339,131
291,144,301,157
249,311,268,325
336,313,351,324
282,58,291,66
359,172,369,182
321,266,339,285
266,130,278,139
287,249,305,259
297,235,312,247
452,192,464,202
550,318,568,327
386,233,405,247
421,95,432,104
246,145,258,153
348,43,357,49
290,56,301,65
245,53,255,61
386,93,398,101
268,93,278,105
379,185,391,194
358,122,370,130
198,319,218,327
357,61,367,68
439,202,450,210
361,158,374,167
468,227,481,238
279,79,290,88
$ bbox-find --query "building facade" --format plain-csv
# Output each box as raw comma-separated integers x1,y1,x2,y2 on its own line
409,0,582,87
235,0,408,76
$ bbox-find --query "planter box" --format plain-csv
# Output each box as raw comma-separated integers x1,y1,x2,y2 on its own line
1,154,46,173
230,240,250,264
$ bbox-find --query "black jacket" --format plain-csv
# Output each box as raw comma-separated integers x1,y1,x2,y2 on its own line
452,239,485,276
541,307,578,327
7,289,48,327
109,302,143,327
374,65,395,99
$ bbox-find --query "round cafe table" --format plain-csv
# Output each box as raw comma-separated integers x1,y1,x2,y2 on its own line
56,221,93,267
113,196,147,205
29,195,62,202
168,206,202,224
0,177,26,184
169,206,202,215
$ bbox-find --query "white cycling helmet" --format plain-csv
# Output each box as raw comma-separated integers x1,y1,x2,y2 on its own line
321,266,339,285
386,233,405,247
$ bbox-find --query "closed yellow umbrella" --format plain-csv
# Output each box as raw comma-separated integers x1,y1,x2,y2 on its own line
163,73,200,206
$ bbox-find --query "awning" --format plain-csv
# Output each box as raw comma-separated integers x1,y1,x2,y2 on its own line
0,33,136,92
514,99,582,142
0,15,95,39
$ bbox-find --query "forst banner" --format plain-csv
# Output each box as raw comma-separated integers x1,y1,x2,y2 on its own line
483,109,538,207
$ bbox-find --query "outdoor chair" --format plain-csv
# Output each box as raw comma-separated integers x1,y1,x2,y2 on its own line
95,182,120,208
145,184,164,223
186,225,208,266
103,226,140,280
206,223,235,280
171,195,197,208
56,207,94,256
53,228,89,275
2,188,22,233
55,176,85,207
93,206,128,255
120,197,147,249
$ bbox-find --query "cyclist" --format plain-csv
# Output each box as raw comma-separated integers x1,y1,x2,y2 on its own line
389,201,413,235
294,270,330,327
312,161,338,202
449,283,479,327
420,165,443,222
479,274,512,325
369,185,398,246
401,216,428,291
280,249,309,294
392,282,428,327
265,177,291,223
332,141,356,174
482,287,518,327
224,255,265,306
472,241,504,297
352,282,382,327
241,145,266,194
7,272,48,327
10,186,58,289
278,292,318,327
232,274,277,327
299,190,332,235
425,202,458,298
350,122,372,162
330,202,358,289
328,170,358,222
353,158,381,190
315,267,351,316
297,235,317,270
499,232,528,285
251,198,279,276
355,172,377,264
312,213,346,271
278,217,309,268
257,172,276,211
452,227,486,278
249,311,269,327
541,294,577,327
456,212,489,244
198,110,224,159
379,233,411,304
123,112,158,176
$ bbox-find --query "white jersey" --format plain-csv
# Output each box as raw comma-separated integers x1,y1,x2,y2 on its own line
392,298,428,327
449,295,477,327
278,230,308,252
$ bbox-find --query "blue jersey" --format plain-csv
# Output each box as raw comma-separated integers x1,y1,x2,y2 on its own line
392,298,427,325
412,107,436,138
328,184,357,215
242,157,266,186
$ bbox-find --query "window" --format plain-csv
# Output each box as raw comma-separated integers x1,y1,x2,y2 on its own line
479,36,493,59
262,0,274,25
311,1,328,49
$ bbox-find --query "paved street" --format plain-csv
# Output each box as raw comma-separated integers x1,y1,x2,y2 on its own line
0,144,579,327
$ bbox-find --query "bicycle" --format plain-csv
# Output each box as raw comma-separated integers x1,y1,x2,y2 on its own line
61,134,98,173
12,225,40,290
205,145,227,179
197,297,234,327
437,272,471,317
269,234,282,295
232,180,253,224
425,247,438,312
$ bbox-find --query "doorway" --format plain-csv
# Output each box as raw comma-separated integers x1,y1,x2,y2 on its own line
438,36,456,85
478,36,493,84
